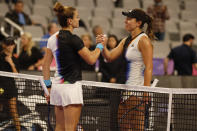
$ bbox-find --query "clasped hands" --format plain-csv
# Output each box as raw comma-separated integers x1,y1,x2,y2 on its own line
96,34,108,47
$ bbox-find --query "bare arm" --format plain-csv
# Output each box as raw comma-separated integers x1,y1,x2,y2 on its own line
10,63,18,73
102,38,126,62
5,56,18,73
42,49,53,80
164,57,169,75
78,47,101,65
139,36,153,86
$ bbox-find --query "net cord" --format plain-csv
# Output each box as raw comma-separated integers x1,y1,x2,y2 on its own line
0,71,197,94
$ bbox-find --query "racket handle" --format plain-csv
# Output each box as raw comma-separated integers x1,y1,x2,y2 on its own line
39,78,49,96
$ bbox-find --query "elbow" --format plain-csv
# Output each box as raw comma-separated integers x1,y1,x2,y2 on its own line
88,59,97,65
87,61,95,65
86,57,97,65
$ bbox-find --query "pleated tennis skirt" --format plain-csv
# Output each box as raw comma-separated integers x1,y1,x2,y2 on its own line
50,82,83,107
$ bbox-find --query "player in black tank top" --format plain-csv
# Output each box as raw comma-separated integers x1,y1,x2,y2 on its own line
42,2,105,131
57,30,84,83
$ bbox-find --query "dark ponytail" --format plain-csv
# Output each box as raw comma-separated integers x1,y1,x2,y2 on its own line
129,9,155,40
145,14,155,40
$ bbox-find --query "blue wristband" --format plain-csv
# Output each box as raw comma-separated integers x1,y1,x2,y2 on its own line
44,80,52,87
96,43,104,52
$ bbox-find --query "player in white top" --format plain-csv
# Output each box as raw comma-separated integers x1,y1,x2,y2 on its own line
97,9,154,131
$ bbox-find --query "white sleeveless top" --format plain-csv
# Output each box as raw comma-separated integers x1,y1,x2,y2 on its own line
125,33,148,86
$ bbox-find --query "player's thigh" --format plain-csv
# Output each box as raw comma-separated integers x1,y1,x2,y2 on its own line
64,104,82,123
55,106,65,126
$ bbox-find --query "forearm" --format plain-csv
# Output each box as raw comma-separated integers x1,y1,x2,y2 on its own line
102,46,122,62
10,64,18,73
88,48,101,65
102,47,112,61
164,58,169,74
42,63,51,80
42,49,53,80
79,47,101,65
143,67,152,86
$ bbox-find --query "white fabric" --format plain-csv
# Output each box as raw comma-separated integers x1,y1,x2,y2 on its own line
125,33,148,86
47,31,58,52
50,82,83,106
123,33,148,100
46,31,63,83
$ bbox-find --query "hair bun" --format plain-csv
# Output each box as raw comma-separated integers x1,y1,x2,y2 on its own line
53,2,64,13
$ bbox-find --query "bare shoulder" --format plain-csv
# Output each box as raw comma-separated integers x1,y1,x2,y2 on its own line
139,36,152,47
138,35,153,51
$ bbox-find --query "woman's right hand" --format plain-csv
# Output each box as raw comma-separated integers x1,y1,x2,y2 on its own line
44,88,51,103
96,34,107,47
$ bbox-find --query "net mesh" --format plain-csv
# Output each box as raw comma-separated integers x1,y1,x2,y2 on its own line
0,71,197,131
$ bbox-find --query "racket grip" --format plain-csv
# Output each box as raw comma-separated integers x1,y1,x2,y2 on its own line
39,78,50,96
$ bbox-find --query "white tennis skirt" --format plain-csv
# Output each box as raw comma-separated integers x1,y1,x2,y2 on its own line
50,82,83,107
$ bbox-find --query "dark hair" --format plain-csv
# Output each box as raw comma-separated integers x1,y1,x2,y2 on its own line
53,2,76,27
144,14,155,40
107,34,119,49
183,34,195,42
135,9,154,40
47,22,56,32
122,9,155,40
92,25,102,35
3,36,16,46
108,34,119,43
15,0,23,5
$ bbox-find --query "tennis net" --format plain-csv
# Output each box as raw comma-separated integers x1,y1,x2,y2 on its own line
0,71,197,131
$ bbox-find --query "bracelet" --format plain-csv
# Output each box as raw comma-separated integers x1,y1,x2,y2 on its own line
44,79,52,88
96,43,104,52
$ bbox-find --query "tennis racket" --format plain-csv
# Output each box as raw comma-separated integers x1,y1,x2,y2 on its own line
39,78,53,131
